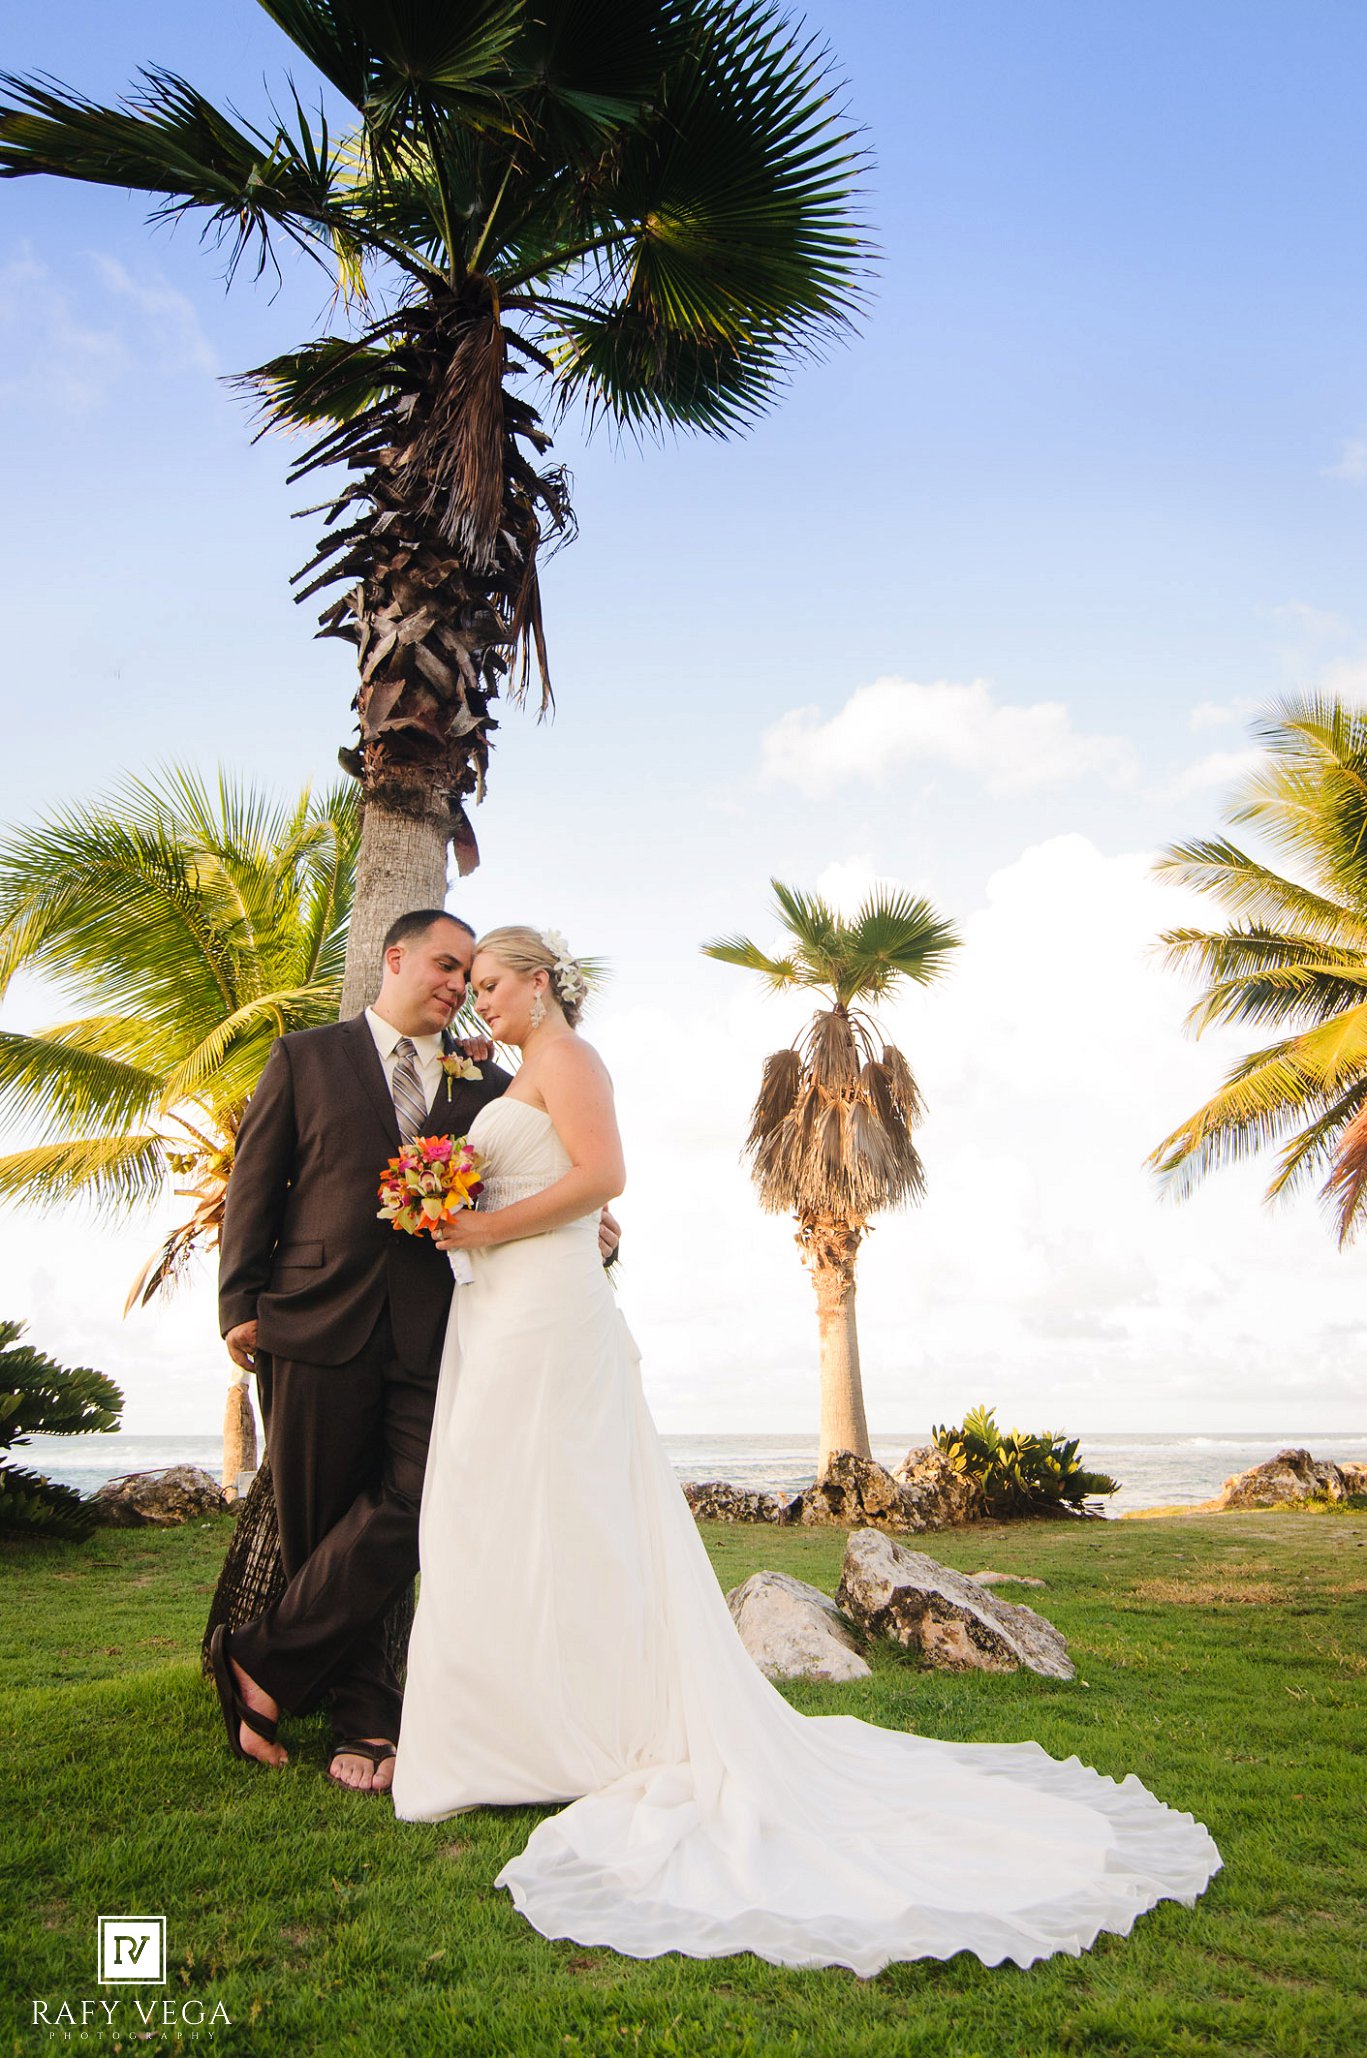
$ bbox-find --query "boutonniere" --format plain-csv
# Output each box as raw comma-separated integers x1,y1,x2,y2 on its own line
439,1050,483,1099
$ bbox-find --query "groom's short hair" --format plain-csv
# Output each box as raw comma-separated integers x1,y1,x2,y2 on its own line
381,909,476,957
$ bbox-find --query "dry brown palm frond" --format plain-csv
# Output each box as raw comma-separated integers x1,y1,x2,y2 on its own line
753,1112,799,1199
806,1008,860,1091
396,303,508,569
859,1058,899,1132
818,1100,847,1186
881,1046,923,1120
746,1047,804,1150
123,1170,226,1313
848,1099,895,1185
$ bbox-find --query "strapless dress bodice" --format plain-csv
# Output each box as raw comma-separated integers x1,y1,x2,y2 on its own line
469,1096,573,1211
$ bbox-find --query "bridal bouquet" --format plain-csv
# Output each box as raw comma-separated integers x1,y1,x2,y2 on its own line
377,1135,486,1286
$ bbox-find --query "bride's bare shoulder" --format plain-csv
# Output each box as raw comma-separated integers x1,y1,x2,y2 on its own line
538,1033,612,1092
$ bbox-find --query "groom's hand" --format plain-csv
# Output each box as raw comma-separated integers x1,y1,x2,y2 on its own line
457,1034,494,1063
225,1320,259,1372
598,1207,621,1266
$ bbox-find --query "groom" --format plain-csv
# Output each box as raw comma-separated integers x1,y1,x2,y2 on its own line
215,909,535,1790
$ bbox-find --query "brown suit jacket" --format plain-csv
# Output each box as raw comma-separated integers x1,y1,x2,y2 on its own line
218,1014,511,1372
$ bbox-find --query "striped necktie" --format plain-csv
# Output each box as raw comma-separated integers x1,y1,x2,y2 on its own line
391,1036,428,1142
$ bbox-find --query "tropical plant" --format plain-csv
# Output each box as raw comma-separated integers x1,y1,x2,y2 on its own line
0,1317,123,1538
703,880,960,1478
0,1,870,1012
932,1404,1118,1519
1149,694,1367,1244
0,767,359,1305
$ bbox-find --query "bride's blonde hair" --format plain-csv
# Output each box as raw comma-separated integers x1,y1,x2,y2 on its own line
475,926,588,1028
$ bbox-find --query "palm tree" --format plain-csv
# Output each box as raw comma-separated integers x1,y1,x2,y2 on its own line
703,881,960,1477
0,767,359,1305
1,2,869,1012
1149,693,1367,1244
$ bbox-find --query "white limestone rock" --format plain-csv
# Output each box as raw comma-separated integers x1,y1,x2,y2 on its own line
1214,1447,1367,1510
836,1529,1074,1680
91,1465,227,1528
726,1569,871,1683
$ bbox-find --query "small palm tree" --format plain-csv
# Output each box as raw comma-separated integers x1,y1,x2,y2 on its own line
1150,693,1367,1243
0,1318,123,1539
1,2,869,1012
0,767,359,1303
703,881,960,1477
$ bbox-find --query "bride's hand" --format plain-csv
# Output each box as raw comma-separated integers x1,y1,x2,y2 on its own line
433,1209,494,1253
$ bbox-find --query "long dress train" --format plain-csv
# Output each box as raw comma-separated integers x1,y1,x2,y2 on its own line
392,1099,1220,1974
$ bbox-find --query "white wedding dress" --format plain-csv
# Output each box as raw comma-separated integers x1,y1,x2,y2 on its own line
392,1098,1220,1973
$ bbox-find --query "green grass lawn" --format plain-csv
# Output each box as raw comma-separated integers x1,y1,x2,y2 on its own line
1,1510,1364,2057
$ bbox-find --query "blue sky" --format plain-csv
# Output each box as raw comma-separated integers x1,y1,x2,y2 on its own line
2,2,1364,1442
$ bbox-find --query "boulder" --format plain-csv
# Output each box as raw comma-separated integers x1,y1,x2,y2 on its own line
91,1465,227,1528
836,1529,1075,1679
1213,1447,1367,1511
726,1569,871,1683
682,1481,799,1524
798,1451,929,1533
970,1569,1048,1589
892,1445,984,1527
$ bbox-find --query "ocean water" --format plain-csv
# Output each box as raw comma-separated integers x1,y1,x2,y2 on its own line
20,1428,1367,1516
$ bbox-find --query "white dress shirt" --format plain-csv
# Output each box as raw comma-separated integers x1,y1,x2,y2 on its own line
365,1006,444,1116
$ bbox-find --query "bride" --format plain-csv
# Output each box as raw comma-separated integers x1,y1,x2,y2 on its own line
391,926,1220,1974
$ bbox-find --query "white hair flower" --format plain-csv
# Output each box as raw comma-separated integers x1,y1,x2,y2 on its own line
540,928,589,1007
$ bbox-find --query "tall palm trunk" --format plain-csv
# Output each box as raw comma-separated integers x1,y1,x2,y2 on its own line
805,1214,871,1476
297,290,572,1016
340,800,451,1014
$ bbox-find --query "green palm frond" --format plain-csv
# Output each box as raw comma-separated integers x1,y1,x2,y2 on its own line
0,767,357,1277
1230,695,1367,901
157,987,340,1108
0,1134,168,1213
844,890,962,1001
1264,1083,1367,1205
1154,837,1367,946
699,934,800,990
244,338,407,433
0,1029,160,1136
1157,928,1367,1034
1154,691,1367,1234
0,66,359,281
1149,1010,1367,1201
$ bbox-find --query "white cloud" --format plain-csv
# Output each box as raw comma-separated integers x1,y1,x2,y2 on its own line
87,254,217,375
1325,437,1367,483
0,244,216,417
0,248,125,414
1318,657,1367,706
760,675,1137,798
1267,600,1351,643
1187,698,1257,732
1151,747,1262,807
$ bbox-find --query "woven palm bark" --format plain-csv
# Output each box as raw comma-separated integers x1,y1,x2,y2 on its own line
200,1457,414,1685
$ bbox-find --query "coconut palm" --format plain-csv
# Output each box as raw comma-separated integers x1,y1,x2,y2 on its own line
0,1,869,1012
1149,693,1367,1244
703,881,960,1476
0,767,359,1305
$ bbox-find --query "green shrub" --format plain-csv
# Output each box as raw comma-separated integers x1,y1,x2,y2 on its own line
0,1317,122,1538
932,1403,1119,1517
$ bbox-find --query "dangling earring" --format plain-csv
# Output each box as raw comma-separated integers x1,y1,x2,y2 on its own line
529,991,547,1031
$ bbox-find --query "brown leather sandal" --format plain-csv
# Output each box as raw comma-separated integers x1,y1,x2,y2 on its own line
327,1739,397,1791
209,1625,279,1761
